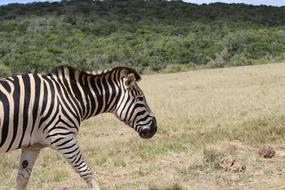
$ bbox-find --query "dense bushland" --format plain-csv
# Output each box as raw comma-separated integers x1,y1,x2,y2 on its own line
0,0,285,75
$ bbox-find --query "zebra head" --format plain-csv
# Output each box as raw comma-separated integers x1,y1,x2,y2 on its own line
114,68,157,139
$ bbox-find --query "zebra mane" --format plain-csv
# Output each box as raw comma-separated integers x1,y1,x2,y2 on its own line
50,65,141,81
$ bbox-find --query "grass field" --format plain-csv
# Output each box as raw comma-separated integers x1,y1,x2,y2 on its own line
1,63,285,190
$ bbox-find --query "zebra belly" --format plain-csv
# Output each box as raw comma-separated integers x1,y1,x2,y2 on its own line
0,74,46,153
0,120,43,153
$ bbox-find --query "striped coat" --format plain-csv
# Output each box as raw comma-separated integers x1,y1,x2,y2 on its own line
0,66,157,190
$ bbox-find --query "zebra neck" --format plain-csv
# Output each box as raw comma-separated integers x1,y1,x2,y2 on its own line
53,66,121,122
76,71,121,120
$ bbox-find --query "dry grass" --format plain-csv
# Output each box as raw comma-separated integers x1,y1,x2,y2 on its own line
1,63,285,189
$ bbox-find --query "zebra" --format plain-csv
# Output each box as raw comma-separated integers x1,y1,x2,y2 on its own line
0,65,157,190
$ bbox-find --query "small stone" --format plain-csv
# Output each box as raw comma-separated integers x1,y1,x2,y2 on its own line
258,145,275,158
254,170,264,176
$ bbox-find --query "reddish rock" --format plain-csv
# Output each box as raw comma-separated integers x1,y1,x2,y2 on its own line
258,145,275,158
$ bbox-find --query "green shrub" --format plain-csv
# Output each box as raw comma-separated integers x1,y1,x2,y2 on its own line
0,1,284,73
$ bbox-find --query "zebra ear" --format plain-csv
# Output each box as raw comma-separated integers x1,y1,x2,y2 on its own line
124,73,136,89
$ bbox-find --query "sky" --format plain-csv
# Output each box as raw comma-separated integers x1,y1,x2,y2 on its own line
0,0,284,6
184,0,285,6
0,0,59,5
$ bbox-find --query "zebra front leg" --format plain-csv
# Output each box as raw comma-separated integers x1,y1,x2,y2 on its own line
51,137,100,190
16,148,40,190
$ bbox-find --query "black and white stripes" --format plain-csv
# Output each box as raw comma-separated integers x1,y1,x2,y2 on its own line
0,66,157,190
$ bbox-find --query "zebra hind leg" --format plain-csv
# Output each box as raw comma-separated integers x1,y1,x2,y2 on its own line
16,148,41,190
51,137,101,190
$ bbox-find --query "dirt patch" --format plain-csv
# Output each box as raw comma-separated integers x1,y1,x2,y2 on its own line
219,157,246,172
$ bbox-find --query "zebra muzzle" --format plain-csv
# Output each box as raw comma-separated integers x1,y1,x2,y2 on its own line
139,117,157,139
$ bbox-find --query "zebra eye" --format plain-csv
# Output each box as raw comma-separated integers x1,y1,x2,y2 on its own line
137,96,144,101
